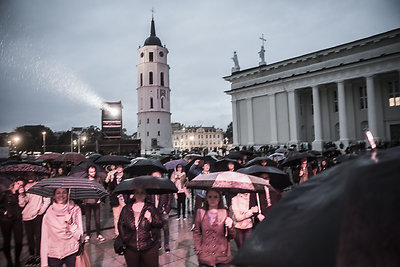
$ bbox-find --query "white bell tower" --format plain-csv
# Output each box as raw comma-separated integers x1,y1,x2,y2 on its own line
137,17,172,155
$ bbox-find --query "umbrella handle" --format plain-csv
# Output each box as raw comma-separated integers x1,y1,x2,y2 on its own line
256,193,261,214
265,186,272,207
68,189,71,213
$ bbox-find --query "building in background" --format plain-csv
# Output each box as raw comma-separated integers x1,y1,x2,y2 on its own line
137,17,172,155
224,28,400,151
172,125,224,153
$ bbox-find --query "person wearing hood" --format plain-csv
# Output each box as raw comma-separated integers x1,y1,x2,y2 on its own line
40,188,83,267
18,173,51,266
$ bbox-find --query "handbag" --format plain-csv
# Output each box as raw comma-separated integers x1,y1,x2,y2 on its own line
77,236,85,256
114,235,126,255
76,247,91,267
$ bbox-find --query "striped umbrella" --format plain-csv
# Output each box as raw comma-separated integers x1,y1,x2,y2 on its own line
54,152,87,165
186,171,272,193
27,176,108,199
0,163,50,176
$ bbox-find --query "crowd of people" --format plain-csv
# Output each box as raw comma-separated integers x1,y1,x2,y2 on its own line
0,144,361,267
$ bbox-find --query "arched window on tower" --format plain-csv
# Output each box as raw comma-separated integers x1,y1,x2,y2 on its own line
160,72,164,86
150,97,154,109
161,97,164,109
140,73,143,86
149,52,153,62
149,72,153,85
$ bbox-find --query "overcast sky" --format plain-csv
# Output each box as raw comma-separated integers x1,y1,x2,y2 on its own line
1,0,399,135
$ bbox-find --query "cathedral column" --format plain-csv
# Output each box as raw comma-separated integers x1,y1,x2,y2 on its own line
246,98,255,146
366,75,379,139
231,99,239,146
312,85,324,151
288,90,299,144
269,93,278,145
337,80,349,146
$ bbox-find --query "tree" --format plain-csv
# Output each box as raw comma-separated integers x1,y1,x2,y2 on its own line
14,125,55,152
224,122,233,143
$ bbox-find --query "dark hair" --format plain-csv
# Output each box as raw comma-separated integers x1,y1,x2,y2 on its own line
53,188,69,196
203,189,225,210
175,164,184,171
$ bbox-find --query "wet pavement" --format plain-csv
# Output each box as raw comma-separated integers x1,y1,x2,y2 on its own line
0,201,239,266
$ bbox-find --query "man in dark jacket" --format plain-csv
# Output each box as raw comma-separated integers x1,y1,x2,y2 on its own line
147,171,172,253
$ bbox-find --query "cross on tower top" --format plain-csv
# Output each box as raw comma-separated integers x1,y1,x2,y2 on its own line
151,8,155,19
259,34,266,47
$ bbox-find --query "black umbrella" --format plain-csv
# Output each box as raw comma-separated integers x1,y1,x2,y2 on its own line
184,156,216,176
322,146,340,157
27,176,108,199
225,150,243,160
336,153,359,163
94,155,131,166
87,153,103,162
237,165,292,191
114,176,178,195
0,174,12,193
232,148,400,267
213,159,242,172
124,158,167,176
279,151,316,167
54,152,87,166
245,156,277,167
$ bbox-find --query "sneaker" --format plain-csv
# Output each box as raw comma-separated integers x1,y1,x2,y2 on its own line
176,217,180,220
165,248,170,253
84,235,90,243
190,224,195,231
183,217,187,220
97,234,105,242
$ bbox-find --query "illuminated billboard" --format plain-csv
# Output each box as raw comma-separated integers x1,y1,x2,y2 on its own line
102,101,122,139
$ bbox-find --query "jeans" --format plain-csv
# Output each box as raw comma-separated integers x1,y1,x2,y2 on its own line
0,218,23,262
85,203,100,236
48,252,77,267
124,245,158,267
177,193,186,218
159,213,169,248
24,215,43,256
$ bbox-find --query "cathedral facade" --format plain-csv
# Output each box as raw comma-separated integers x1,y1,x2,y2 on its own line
137,18,172,155
224,28,400,151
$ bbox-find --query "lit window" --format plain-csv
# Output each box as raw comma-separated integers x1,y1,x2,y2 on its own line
388,80,400,107
359,86,368,109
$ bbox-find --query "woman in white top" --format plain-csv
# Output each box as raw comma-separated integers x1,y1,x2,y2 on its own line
171,164,190,220
41,188,83,267
230,192,258,249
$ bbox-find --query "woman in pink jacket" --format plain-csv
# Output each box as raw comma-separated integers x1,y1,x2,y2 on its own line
193,189,235,267
40,188,83,267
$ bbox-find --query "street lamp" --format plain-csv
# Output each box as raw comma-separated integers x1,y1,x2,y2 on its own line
42,131,46,153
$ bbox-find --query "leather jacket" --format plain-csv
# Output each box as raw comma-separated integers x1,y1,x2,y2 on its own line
118,201,163,251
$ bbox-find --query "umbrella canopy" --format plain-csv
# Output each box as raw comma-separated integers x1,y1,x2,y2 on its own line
37,152,62,160
268,153,285,162
114,175,178,195
69,162,107,181
323,146,341,157
279,151,316,167
87,153,103,162
245,156,277,167
336,153,359,163
183,153,202,161
94,155,131,166
275,147,288,153
237,165,292,191
232,148,400,267
0,174,12,193
27,176,108,199
163,159,188,171
54,152,87,165
206,151,219,157
124,158,167,176
186,171,272,193
0,163,50,176
225,150,243,160
213,159,242,172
